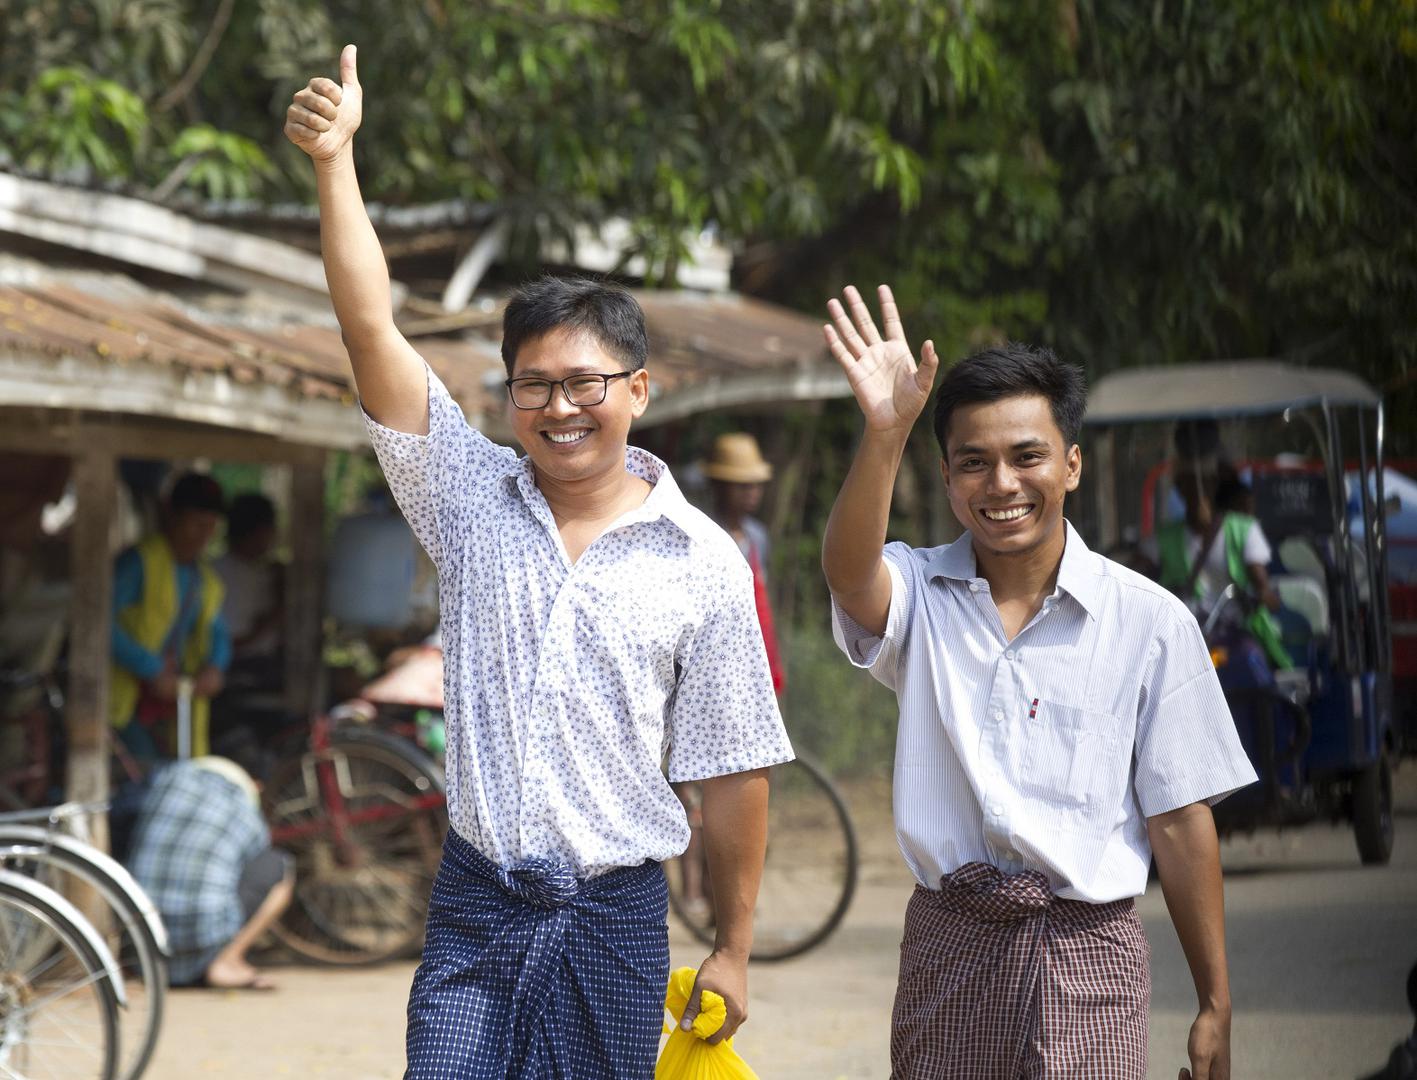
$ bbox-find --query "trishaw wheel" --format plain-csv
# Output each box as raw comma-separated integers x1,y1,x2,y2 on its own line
1353,748,1394,866
263,734,448,965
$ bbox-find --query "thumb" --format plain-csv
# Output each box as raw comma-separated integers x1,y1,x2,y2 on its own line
340,43,359,89
679,985,702,1032
1179,1069,1192,1080
918,339,940,386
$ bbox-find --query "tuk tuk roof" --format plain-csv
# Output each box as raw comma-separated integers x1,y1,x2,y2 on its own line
1085,361,1380,425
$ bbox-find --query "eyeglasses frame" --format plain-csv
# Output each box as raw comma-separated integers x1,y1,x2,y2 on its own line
504,370,634,410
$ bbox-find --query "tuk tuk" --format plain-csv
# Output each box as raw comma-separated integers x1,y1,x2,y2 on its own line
1079,361,1397,864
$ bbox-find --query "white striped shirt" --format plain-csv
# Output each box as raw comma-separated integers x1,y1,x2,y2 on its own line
832,521,1257,903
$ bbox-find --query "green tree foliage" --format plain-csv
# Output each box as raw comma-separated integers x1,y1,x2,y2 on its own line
1,0,1411,392
1041,0,1417,392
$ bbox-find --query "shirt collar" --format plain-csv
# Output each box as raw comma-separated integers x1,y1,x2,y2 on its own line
510,445,706,540
924,519,1102,619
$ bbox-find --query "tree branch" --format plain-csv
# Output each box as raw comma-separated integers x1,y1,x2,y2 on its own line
154,0,235,114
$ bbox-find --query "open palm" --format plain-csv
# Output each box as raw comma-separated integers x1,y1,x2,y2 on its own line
824,285,939,434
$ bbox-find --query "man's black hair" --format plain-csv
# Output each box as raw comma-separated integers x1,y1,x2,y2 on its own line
227,493,276,541
168,471,225,515
931,343,1087,456
500,276,648,376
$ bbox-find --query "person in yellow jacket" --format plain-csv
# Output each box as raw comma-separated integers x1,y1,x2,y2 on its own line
110,472,232,767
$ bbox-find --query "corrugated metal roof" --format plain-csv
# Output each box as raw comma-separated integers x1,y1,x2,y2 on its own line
0,280,844,446
0,281,496,406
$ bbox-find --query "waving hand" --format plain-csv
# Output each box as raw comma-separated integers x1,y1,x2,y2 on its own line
824,285,939,435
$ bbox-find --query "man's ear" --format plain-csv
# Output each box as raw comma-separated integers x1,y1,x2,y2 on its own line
629,368,650,419
1065,443,1082,493
938,457,951,492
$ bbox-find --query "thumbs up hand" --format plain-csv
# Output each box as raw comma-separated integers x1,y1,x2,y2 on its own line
285,43,363,162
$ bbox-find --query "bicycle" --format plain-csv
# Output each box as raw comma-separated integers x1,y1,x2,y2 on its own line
0,803,169,1080
666,750,858,962
262,710,448,966
0,865,127,1079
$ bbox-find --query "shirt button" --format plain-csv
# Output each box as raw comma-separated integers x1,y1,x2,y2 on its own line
989,803,1004,817
991,709,1004,724
1004,848,1020,861
1004,650,1016,662
969,582,981,593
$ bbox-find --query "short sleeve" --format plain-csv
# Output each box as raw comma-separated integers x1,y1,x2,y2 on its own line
667,555,794,783
362,364,517,569
830,543,913,691
1132,606,1259,816
1244,520,1273,566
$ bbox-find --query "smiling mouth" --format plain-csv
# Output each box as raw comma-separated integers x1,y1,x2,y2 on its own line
979,504,1034,522
542,429,592,446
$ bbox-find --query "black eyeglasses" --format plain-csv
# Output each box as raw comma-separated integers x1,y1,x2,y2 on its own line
505,371,633,410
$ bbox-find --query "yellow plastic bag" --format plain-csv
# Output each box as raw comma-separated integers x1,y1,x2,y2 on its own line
655,966,760,1080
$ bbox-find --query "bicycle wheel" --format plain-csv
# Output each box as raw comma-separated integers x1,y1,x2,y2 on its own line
0,829,167,1080
0,870,121,1080
667,753,858,962
264,730,447,965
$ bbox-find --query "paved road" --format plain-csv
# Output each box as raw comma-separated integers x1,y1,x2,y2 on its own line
145,770,1416,1078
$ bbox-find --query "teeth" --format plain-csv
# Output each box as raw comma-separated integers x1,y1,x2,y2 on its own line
982,506,1031,521
546,430,590,444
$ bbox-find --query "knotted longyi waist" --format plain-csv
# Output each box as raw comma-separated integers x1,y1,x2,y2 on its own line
441,826,655,909
931,860,1135,927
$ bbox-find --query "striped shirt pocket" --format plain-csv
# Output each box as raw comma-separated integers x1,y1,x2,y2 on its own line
1021,701,1130,830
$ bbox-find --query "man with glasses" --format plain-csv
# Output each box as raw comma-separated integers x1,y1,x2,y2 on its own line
286,46,792,1080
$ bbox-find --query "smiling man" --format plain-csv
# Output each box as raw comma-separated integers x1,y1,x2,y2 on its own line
285,47,791,1080
820,286,1256,1080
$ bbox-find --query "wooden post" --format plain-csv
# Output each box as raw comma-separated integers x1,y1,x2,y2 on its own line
66,447,116,851
284,457,327,719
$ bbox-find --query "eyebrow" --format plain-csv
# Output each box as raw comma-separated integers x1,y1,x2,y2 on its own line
951,438,1052,459
511,365,606,379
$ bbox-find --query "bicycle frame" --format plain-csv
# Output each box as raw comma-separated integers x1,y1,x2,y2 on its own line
265,715,447,856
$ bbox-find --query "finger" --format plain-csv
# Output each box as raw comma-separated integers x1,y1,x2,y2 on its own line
340,43,359,88
917,339,940,391
284,120,322,143
844,284,883,346
1179,1069,1192,1080
878,284,907,343
705,1003,743,1046
823,324,855,369
287,104,332,133
300,80,341,114
827,296,868,360
679,985,701,1032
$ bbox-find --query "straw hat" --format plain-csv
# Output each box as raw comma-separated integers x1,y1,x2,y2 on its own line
701,433,772,484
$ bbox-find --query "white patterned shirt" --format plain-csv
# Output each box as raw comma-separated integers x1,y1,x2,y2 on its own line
832,521,1257,903
365,368,792,877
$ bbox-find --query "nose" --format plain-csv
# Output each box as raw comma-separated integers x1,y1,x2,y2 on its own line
541,385,582,420
986,461,1021,496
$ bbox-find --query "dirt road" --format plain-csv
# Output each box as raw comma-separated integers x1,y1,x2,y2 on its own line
143,773,1417,1079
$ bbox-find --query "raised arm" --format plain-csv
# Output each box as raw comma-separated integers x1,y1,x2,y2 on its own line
285,45,428,433
821,285,939,636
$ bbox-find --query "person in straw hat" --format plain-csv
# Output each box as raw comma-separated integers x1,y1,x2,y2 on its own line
702,433,785,694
